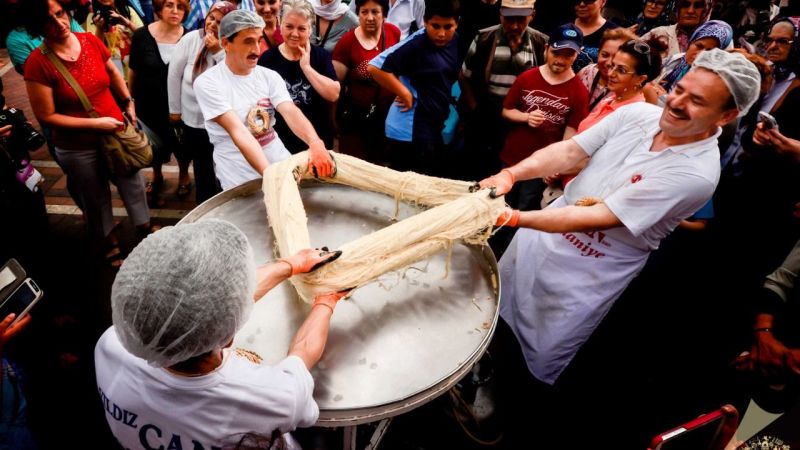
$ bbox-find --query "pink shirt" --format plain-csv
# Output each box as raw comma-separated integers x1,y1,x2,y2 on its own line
577,92,645,133
564,92,645,186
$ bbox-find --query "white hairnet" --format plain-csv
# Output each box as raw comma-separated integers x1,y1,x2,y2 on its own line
691,48,761,117
219,9,265,39
111,219,256,368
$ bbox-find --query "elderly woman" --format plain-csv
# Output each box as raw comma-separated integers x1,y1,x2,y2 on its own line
255,0,283,53
576,27,638,111
310,0,358,52
129,0,189,204
95,219,345,449
24,0,155,267
631,0,674,36
167,1,236,203
642,0,712,59
572,0,620,72
332,0,400,162
258,0,340,153
654,20,733,95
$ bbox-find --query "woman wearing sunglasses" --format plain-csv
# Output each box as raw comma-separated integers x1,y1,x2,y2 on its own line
642,0,713,59
546,38,662,193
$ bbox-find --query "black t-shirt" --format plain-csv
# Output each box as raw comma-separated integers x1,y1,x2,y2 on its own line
257,45,336,153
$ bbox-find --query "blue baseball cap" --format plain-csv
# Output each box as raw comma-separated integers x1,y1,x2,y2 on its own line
548,23,583,53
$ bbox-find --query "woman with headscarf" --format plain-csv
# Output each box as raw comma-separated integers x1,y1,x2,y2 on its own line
631,0,674,36
643,0,713,59
310,0,358,52
655,19,733,94
167,1,236,203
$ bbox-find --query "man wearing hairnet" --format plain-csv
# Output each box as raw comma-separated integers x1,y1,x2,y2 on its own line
478,48,761,445
94,219,345,449
193,10,335,191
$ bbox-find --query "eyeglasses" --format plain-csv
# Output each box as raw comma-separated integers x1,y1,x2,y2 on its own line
624,39,652,66
608,64,633,76
645,0,668,5
764,37,795,46
678,1,706,9
573,0,598,5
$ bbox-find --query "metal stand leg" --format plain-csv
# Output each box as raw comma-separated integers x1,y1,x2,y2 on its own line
342,418,393,450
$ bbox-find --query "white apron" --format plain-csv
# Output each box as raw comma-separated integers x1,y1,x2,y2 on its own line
498,197,650,385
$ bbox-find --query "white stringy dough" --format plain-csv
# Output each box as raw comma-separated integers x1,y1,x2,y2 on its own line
263,152,506,303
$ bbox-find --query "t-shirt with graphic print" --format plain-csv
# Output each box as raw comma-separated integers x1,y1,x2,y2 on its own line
258,45,337,153
500,67,589,166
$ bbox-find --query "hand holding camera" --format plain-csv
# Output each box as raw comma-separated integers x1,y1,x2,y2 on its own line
0,108,46,152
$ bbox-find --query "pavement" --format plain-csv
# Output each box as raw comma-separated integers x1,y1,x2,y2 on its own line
1,48,501,450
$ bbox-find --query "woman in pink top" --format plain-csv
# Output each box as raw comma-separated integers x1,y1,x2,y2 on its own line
549,38,664,191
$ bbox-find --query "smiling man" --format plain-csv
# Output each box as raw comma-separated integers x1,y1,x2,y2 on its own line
194,9,334,191
480,49,760,391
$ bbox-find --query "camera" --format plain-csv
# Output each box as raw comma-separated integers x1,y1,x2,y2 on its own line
95,3,123,28
0,108,46,152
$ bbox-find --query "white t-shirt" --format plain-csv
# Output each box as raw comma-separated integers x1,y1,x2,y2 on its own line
569,102,721,251
500,102,722,384
95,327,319,450
194,63,292,190
167,30,226,129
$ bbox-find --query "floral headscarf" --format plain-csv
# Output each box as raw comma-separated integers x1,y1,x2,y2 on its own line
674,0,714,52
192,1,237,81
661,19,733,91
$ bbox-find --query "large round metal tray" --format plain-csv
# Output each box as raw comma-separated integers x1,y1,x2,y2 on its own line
180,179,499,426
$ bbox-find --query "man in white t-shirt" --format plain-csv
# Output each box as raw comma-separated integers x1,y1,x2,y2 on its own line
480,49,759,383
194,10,334,190
476,48,760,448
95,219,346,449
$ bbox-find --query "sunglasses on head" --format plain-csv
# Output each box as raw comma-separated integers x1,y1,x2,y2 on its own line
624,39,651,66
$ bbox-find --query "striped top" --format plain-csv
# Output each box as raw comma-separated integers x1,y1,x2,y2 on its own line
461,25,547,101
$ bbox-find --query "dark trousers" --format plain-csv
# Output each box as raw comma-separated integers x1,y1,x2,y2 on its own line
183,125,221,204
386,138,449,178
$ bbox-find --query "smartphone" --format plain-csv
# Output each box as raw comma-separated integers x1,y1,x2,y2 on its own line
0,278,43,326
758,111,778,130
0,258,26,300
649,409,725,450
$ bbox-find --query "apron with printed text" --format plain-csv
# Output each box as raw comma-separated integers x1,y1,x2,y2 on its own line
498,197,650,385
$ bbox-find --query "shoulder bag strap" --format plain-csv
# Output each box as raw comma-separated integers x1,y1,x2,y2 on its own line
38,42,100,118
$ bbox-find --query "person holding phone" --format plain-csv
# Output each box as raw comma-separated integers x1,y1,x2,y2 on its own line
95,219,347,449
0,311,35,450
24,0,155,268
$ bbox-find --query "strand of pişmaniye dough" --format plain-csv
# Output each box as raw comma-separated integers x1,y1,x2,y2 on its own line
263,152,505,303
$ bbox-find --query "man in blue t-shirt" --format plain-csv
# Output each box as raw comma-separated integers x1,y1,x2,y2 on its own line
368,0,461,177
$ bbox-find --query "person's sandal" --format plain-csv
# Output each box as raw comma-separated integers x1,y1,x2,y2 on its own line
104,243,125,269
176,181,193,199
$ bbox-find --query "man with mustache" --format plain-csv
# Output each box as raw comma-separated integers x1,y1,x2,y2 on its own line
194,10,335,191
498,23,589,211
479,49,760,445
